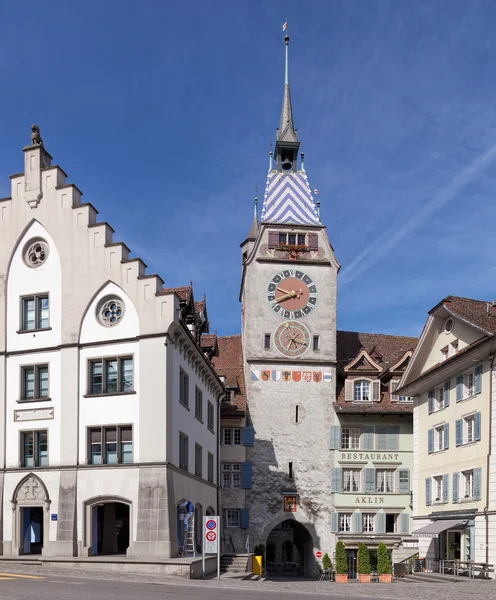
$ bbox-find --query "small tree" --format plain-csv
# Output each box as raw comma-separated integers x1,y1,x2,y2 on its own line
357,542,371,575
254,544,265,569
377,543,391,575
335,541,347,575
322,552,333,571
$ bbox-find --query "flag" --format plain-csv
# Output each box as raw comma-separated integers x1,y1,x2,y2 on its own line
282,21,288,32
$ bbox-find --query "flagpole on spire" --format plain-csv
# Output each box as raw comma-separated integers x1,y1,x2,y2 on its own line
283,21,289,85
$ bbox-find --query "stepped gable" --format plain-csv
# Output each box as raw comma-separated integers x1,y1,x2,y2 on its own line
211,334,246,413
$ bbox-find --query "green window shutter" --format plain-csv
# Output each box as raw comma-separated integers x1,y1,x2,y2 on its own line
364,468,375,493
442,474,449,503
329,425,341,450
456,375,463,402
362,426,374,450
330,468,342,493
330,512,339,533
425,478,432,506
375,511,385,534
376,427,388,450
352,511,362,533
399,469,410,493
473,468,482,500
474,412,481,442
452,472,459,503
399,513,409,534
455,419,462,447
387,426,400,450
474,366,482,394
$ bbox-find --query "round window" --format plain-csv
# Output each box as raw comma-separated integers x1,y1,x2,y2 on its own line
97,297,125,327
444,318,454,334
23,238,49,268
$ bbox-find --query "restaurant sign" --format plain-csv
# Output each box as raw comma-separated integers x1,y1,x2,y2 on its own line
340,452,400,461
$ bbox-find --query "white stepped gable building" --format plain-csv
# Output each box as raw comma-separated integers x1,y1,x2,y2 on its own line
0,130,224,558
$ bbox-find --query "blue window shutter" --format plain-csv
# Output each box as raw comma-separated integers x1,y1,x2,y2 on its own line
330,468,342,493
331,512,339,533
456,375,463,402
241,462,252,489
365,468,376,493
444,381,450,407
428,429,434,454
362,426,374,450
376,427,388,450
474,365,482,394
329,425,341,450
470,525,475,560
375,511,385,534
352,511,362,533
268,231,279,248
425,478,432,506
399,513,409,534
386,426,400,450
399,469,410,493
455,419,462,447
453,472,459,503
473,468,482,500
240,508,249,529
444,423,449,450
428,391,435,414
474,412,481,442
241,426,254,447
442,474,449,503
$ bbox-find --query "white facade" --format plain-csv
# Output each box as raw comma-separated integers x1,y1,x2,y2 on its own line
0,135,223,558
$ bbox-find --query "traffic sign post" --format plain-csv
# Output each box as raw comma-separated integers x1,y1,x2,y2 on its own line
315,551,323,559
202,516,220,579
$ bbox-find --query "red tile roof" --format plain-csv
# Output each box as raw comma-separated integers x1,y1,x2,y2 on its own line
211,334,246,412
160,285,192,302
200,334,217,349
436,296,496,334
195,300,206,314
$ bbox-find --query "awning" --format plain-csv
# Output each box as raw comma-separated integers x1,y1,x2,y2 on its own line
414,520,468,538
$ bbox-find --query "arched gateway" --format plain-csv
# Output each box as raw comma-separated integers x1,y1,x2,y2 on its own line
11,474,50,555
264,519,314,577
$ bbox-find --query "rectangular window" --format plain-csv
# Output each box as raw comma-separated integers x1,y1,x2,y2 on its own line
179,432,188,471
464,415,474,444
89,357,133,395
376,470,395,493
22,364,49,400
297,234,306,246
437,386,447,410
195,443,202,478
289,462,293,479
354,380,370,401
87,426,132,465
295,405,299,423
462,470,473,499
398,395,412,402
278,233,287,245
363,513,375,532
313,335,320,351
195,387,203,421
264,334,271,349
226,509,240,528
385,514,398,533
21,430,48,467
288,233,296,245
207,401,215,432
179,368,189,407
434,425,445,452
21,294,49,331
434,475,443,501
465,372,475,399
339,513,352,532
375,426,399,450
223,428,232,446
341,427,360,450
343,469,361,492
222,427,242,445
399,470,410,491
207,452,214,483
233,428,241,445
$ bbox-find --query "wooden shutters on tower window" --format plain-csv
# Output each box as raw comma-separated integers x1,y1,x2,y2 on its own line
307,233,318,250
268,231,279,248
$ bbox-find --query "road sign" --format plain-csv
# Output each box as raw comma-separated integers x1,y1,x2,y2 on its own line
202,516,220,581
315,551,323,559
206,519,217,530
206,531,216,542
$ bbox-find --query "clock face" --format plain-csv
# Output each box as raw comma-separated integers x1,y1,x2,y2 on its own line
274,320,311,358
267,269,318,319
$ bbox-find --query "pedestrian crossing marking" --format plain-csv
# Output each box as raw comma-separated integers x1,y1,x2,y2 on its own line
0,572,45,579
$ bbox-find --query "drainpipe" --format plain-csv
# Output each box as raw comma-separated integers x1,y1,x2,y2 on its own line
485,348,495,564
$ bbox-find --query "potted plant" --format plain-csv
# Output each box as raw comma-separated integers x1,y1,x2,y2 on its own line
334,541,348,583
377,543,392,583
357,542,371,583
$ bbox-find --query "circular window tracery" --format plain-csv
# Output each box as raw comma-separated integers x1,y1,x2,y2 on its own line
23,238,49,268
98,297,125,327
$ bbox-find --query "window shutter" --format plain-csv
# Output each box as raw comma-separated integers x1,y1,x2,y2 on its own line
428,391,435,414
268,231,279,249
344,380,354,401
307,232,318,250
456,375,463,402
240,508,249,529
375,511,385,534
365,468,375,493
387,426,400,450
425,477,432,506
329,425,341,450
444,423,449,450
470,525,475,560
399,513,410,534
453,472,459,503
241,426,254,447
241,462,252,489
455,419,462,447
428,429,434,454
376,426,388,450
399,469,410,493
442,474,449,503
352,511,362,533
444,381,450,407
362,426,374,450
474,365,482,394
330,468,342,493
473,467,482,500
474,412,481,441
372,380,381,401
390,379,399,402
330,512,339,533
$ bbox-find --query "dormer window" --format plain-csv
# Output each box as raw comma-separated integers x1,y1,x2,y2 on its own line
354,380,370,402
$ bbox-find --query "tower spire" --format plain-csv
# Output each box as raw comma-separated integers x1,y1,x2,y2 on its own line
277,33,298,146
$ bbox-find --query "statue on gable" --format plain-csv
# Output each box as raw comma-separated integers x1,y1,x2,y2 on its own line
30,124,43,147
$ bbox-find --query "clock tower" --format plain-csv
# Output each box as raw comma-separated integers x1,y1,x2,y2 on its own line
240,32,339,575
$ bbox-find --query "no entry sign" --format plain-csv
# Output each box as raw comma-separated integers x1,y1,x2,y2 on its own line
315,551,323,559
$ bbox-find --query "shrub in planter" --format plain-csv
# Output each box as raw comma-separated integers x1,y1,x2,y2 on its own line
334,541,348,583
357,542,371,583
322,552,333,571
377,543,392,583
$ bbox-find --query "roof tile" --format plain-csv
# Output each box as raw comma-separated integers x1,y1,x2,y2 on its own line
211,335,246,412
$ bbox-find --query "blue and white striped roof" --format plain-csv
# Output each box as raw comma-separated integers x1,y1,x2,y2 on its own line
260,170,321,225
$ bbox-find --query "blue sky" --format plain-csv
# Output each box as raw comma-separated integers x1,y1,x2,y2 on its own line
2,1,496,338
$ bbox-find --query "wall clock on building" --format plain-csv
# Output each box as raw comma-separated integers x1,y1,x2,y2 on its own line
274,321,311,358
267,269,317,319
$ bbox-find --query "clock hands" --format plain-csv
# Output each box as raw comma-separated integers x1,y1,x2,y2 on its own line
275,288,303,303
